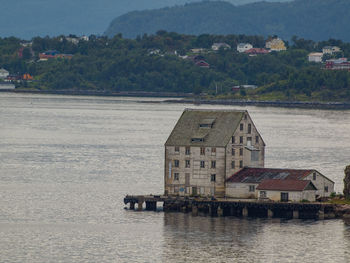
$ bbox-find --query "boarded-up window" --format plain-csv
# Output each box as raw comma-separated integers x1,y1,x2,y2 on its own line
200,147,205,155
251,151,259,162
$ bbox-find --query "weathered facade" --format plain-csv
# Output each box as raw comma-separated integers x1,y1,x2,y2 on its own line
164,109,265,197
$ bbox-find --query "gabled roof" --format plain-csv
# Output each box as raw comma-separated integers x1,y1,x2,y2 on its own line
256,179,317,191
226,167,314,183
165,109,245,147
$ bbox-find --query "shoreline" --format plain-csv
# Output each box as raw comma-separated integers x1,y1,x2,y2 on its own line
2,89,350,110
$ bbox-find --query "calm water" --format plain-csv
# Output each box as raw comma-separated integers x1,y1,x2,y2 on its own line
1,93,350,263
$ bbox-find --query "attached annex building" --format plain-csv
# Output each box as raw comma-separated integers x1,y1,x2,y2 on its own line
226,168,334,201
164,109,265,197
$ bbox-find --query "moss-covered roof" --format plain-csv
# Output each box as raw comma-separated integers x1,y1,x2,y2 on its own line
165,109,245,147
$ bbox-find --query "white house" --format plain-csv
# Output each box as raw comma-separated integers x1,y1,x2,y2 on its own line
212,43,231,51
308,52,323,63
322,46,341,55
0,68,9,79
237,43,253,53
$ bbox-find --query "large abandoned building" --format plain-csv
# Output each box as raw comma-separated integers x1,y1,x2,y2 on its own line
164,109,265,197
164,109,335,201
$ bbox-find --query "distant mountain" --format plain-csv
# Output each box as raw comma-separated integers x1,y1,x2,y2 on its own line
0,0,289,39
105,0,350,41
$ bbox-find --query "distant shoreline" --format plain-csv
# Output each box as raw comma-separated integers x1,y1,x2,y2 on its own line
2,89,350,110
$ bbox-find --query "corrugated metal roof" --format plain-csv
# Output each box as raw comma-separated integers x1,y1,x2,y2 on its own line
226,167,314,183
256,179,317,191
165,109,245,147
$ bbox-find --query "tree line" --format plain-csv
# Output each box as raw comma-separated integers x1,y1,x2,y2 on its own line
0,32,350,101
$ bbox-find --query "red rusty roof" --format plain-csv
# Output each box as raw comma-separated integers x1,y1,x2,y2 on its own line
256,179,317,191
226,167,314,183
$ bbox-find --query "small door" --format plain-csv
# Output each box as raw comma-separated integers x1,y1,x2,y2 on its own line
281,192,289,202
192,187,197,195
185,173,190,187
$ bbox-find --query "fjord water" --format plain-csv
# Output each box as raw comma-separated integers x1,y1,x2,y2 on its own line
1,93,350,263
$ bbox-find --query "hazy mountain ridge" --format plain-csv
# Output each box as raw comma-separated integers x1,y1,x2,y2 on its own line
105,0,350,41
0,0,289,39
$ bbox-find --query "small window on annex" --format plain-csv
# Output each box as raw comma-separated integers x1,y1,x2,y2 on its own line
249,185,255,192
231,161,235,169
313,173,317,180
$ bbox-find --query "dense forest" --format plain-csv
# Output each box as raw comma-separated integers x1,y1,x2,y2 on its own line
1,32,350,102
105,0,350,41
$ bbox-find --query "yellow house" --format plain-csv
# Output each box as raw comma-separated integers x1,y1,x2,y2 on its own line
265,38,286,51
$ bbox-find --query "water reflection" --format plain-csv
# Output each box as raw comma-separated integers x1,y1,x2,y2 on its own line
162,213,350,262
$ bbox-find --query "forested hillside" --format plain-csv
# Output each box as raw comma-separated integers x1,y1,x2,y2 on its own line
0,0,288,39
105,0,350,41
1,32,350,102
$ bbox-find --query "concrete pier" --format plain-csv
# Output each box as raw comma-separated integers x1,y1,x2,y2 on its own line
124,195,335,220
